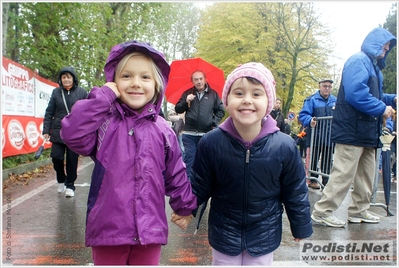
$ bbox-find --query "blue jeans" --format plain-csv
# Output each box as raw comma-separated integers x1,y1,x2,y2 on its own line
182,134,202,178
178,134,185,159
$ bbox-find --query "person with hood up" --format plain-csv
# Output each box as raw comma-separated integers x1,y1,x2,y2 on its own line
311,27,397,228
60,40,197,265
187,62,313,266
42,66,88,197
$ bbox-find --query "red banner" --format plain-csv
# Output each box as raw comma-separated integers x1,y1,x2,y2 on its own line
2,115,52,157
2,56,57,158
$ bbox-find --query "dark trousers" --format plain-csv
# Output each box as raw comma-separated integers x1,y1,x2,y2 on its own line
310,145,333,186
299,139,306,158
182,134,202,179
51,142,79,190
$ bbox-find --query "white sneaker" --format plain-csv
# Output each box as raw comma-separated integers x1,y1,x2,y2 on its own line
57,183,66,193
348,211,380,223
311,213,346,227
65,188,75,198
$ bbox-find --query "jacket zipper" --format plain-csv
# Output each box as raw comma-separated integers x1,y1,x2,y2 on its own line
242,148,250,248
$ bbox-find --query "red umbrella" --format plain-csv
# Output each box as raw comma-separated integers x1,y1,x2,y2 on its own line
165,58,225,105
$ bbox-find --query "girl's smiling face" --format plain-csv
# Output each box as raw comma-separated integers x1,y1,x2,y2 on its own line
115,55,156,111
226,77,268,129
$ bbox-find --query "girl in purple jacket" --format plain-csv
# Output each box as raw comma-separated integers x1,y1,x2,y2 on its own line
60,41,196,265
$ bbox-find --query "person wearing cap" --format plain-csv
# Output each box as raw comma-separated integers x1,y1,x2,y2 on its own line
299,78,337,189
42,66,88,197
311,27,397,228
60,41,197,265
189,62,312,266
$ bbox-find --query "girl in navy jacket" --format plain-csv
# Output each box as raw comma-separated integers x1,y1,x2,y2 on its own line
189,63,313,266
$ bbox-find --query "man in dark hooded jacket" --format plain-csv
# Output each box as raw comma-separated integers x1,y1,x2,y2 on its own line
311,27,397,227
43,66,87,197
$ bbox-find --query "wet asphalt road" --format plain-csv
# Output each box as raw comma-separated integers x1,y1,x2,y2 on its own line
2,156,397,266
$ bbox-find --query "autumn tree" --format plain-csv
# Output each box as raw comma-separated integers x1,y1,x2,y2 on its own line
143,2,200,60
3,2,200,91
194,2,333,118
382,3,397,94
255,2,333,117
194,3,265,74
4,2,112,86
3,3,21,62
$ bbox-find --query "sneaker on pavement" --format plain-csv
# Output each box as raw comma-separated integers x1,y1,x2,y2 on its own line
311,213,345,227
308,181,321,189
57,183,66,193
65,188,75,198
348,211,380,223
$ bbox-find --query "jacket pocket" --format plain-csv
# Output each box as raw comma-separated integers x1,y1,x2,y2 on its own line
356,111,378,142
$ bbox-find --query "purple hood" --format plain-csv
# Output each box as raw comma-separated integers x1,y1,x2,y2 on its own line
104,40,170,113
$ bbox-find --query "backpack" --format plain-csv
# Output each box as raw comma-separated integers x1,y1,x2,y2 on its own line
172,119,184,136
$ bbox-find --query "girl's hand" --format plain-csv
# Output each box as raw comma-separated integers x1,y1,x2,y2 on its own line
171,212,193,230
105,82,120,98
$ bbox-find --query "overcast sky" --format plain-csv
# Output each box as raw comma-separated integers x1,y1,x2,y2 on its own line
314,1,395,68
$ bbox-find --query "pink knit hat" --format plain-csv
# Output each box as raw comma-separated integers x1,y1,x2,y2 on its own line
222,62,276,116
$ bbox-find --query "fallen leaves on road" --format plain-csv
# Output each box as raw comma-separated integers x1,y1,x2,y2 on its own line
2,164,53,191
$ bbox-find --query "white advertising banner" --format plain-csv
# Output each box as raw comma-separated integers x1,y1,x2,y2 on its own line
34,75,58,118
2,57,35,116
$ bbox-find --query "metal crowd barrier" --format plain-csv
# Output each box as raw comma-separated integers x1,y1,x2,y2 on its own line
305,116,334,190
304,115,393,215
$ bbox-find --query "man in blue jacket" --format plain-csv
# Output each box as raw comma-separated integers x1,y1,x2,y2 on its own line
299,79,337,189
312,27,397,227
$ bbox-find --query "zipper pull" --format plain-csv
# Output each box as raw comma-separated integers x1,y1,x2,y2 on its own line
128,128,134,136
68,90,70,95
246,149,250,163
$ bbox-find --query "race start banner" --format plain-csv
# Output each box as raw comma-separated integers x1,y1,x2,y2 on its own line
2,57,58,157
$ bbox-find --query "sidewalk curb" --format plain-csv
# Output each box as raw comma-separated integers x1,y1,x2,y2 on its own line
2,157,53,182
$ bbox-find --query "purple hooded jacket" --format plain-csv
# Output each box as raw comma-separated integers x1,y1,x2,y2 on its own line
60,41,197,247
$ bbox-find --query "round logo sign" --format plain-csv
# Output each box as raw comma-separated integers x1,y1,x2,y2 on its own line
287,112,296,120
7,119,25,150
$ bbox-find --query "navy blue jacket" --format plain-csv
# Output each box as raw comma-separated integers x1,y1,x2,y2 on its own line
190,116,312,257
299,90,336,147
332,27,397,147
